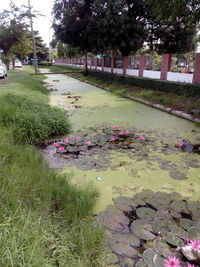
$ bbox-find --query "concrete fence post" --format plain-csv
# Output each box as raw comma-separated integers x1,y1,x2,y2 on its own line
160,54,172,80
95,57,98,70
102,57,105,72
123,56,129,75
193,53,200,84
111,56,115,74
139,55,147,77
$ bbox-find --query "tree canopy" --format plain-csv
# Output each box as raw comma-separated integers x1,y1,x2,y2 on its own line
52,0,200,57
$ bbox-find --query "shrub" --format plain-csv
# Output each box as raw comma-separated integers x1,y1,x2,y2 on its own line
89,70,200,98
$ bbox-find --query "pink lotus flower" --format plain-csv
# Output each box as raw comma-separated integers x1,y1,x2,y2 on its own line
188,240,200,252
184,237,190,244
177,141,185,147
64,138,69,143
125,130,129,135
113,126,119,131
58,146,65,151
139,136,146,141
187,263,197,267
110,136,117,142
52,142,59,148
76,137,81,142
119,131,124,136
164,256,182,267
85,140,92,146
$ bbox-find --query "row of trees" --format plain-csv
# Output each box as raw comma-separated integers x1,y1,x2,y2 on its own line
52,0,200,65
0,3,48,68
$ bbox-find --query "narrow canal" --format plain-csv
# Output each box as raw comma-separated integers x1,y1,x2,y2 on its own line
41,70,200,213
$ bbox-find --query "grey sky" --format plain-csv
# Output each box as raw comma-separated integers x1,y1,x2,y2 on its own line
0,0,54,45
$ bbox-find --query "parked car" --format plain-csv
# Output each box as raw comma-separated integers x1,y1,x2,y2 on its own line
14,60,22,68
0,60,7,79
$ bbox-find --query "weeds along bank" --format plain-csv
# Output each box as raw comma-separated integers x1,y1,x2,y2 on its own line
0,68,105,266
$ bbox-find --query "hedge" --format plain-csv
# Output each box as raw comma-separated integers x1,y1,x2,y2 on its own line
89,70,200,98
38,62,52,66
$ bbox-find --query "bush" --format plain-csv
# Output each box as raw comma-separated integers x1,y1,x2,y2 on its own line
38,62,52,66
89,70,200,98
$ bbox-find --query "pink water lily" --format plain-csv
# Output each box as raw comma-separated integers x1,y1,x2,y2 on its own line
76,137,81,142
58,146,65,151
164,256,182,267
184,237,190,244
113,126,119,131
110,136,117,142
139,136,146,141
125,130,129,135
188,240,200,252
187,263,197,267
85,140,92,146
119,131,124,136
64,138,69,143
177,141,185,147
52,142,59,148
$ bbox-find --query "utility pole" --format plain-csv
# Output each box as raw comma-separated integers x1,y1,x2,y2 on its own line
28,0,38,74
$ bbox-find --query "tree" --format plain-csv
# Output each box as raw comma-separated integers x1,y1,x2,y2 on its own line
0,2,28,67
95,0,146,56
28,31,49,61
53,0,100,71
145,0,200,55
11,30,32,60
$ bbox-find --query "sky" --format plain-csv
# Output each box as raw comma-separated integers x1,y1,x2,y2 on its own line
0,0,54,45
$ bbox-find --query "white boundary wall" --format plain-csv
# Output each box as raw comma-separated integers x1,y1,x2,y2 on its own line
126,69,139,76
167,72,193,83
113,68,123,75
143,70,161,79
104,67,111,73
55,62,195,84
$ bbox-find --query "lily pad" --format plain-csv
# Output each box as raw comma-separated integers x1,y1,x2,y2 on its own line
153,254,164,267
170,200,189,214
142,248,157,267
180,218,194,230
135,259,148,267
113,196,137,212
109,234,138,257
154,192,171,205
131,220,155,240
96,210,129,232
136,207,157,221
162,232,184,247
109,233,140,248
187,226,200,239
153,238,171,258
169,170,188,180
182,143,193,152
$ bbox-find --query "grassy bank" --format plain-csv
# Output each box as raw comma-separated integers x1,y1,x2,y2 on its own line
0,68,105,266
49,65,200,116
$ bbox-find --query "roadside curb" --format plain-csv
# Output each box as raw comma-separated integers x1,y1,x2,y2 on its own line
68,74,200,124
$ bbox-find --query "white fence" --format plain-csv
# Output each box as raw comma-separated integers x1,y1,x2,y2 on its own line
55,62,194,84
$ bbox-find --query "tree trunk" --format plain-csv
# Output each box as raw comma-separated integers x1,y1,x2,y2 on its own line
84,53,89,75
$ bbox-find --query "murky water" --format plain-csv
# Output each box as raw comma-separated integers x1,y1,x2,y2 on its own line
42,69,200,212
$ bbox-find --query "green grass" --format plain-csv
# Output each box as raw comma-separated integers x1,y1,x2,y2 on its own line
0,131,105,266
0,67,105,266
0,68,70,145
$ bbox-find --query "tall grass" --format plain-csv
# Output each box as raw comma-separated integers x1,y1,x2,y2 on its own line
0,68,105,266
0,132,105,266
0,93,70,145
